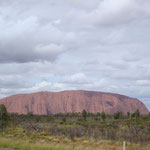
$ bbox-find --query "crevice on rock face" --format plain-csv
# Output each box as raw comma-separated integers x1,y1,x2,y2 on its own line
25,104,29,113
106,101,113,107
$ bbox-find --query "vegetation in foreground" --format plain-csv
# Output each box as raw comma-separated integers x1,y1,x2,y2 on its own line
0,104,150,150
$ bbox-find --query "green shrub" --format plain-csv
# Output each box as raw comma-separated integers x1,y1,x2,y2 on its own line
0,104,9,131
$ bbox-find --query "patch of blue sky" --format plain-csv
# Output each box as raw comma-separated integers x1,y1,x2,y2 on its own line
30,76,60,84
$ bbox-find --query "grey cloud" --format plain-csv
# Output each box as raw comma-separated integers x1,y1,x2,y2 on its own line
1,0,149,64
105,61,129,70
87,0,150,26
0,0,72,63
0,15,66,63
66,0,150,28
0,75,31,88
136,80,150,87
66,0,100,10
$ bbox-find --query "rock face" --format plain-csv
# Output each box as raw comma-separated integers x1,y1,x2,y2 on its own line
0,90,149,115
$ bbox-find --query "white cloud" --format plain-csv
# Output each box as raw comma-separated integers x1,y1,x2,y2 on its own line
136,80,150,86
66,0,100,10
68,0,150,27
62,73,89,84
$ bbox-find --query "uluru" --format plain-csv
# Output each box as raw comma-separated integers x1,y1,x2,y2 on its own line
0,90,149,115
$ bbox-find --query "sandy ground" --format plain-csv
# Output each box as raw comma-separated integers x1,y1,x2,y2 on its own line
0,149,14,150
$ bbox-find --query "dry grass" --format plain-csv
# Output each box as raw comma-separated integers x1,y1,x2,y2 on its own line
0,127,150,150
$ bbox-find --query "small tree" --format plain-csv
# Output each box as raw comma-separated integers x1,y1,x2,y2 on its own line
114,111,123,119
127,112,130,118
0,104,9,130
101,111,106,121
27,111,33,117
96,112,101,117
131,109,140,119
82,109,87,120
134,109,140,118
62,117,66,122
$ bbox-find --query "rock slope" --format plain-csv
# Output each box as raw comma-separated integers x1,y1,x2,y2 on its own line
0,90,149,114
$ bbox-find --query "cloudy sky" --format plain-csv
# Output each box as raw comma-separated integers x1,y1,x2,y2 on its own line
0,0,150,110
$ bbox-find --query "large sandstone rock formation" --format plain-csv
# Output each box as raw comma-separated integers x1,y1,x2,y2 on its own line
0,90,149,114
